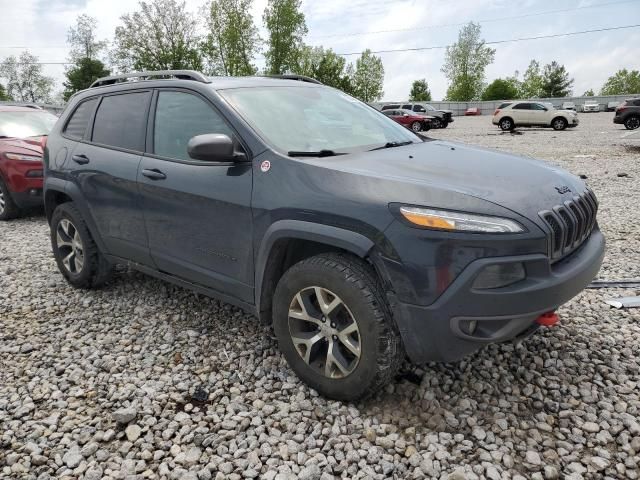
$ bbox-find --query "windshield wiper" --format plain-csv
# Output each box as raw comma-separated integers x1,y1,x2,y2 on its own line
368,141,414,151
287,149,345,157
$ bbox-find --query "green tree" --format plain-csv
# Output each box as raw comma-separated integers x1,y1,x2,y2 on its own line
112,0,203,72
263,0,307,75
351,49,384,102
295,46,354,93
600,69,640,95
0,51,54,103
63,58,110,100
0,83,10,101
203,0,261,76
409,79,431,101
520,60,543,98
583,89,594,96
68,14,108,62
442,22,495,101
540,61,573,98
481,78,520,101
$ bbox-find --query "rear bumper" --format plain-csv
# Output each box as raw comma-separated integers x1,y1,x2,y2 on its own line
391,229,605,363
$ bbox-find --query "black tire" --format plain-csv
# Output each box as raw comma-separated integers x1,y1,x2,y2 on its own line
552,117,568,131
624,115,640,130
499,117,514,131
50,203,112,289
272,253,403,401
0,177,20,221
440,120,449,128
410,121,422,132
431,117,443,129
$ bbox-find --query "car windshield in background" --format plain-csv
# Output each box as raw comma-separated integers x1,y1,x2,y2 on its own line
219,86,419,154
0,111,58,139
424,104,436,111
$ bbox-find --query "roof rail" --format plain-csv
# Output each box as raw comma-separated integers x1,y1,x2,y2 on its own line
0,102,44,110
264,74,323,85
90,70,210,88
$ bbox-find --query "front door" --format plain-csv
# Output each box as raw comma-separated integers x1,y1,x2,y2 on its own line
138,89,254,303
68,90,153,265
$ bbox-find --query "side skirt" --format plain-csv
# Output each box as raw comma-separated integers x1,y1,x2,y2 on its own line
105,254,258,315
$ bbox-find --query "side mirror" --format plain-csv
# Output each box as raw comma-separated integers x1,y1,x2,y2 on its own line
187,134,235,162
403,113,409,117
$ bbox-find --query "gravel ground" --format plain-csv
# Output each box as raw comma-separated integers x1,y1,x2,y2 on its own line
1,112,639,480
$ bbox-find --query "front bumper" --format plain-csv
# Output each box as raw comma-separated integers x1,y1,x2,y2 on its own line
613,116,624,124
390,229,605,363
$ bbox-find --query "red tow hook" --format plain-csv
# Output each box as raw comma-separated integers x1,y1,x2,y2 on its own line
536,311,559,327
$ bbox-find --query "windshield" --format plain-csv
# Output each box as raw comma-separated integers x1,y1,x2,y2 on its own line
424,104,436,111
219,86,419,154
0,110,58,139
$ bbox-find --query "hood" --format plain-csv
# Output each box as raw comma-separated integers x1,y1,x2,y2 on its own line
305,140,586,228
0,137,44,157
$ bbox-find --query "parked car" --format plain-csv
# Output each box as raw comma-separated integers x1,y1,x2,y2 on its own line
44,71,604,400
493,101,579,131
613,98,640,130
582,100,600,112
381,103,453,128
606,101,620,112
562,102,576,111
464,107,481,116
381,108,433,132
0,105,57,220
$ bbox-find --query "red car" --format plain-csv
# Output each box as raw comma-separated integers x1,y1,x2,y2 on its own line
0,105,57,220
381,108,433,132
464,107,481,116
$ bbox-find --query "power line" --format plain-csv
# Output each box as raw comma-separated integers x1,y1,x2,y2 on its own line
308,0,638,39
334,24,640,56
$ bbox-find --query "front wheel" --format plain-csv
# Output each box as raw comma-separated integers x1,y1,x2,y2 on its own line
50,203,113,289
625,115,640,130
431,117,443,129
552,117,568,131
410,121,422,132
272,253,403,401
499,117,514,131
0,178,20,221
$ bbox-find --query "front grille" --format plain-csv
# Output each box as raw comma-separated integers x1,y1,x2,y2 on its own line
539,189,598,260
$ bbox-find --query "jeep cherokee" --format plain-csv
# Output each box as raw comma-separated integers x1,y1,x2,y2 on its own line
44,71,605,400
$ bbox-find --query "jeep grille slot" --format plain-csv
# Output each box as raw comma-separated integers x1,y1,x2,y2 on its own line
540,190,598,260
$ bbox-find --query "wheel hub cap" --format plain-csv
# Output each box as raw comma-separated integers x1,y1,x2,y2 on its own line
56,218,85,274
288,286,361,379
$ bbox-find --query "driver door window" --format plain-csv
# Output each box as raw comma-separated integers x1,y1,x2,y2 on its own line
153,91,234,161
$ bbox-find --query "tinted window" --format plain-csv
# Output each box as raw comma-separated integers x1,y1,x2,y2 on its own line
512,103,531,110
381,104,399,110
64,98,97,139
531,103,547,110
153,91,233,161
401,104,412,109
92,92,150,151
413,105,426,112
498,102,512,109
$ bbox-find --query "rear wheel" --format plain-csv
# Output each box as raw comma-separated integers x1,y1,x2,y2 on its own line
625,115,640,130
0,178,20,221
50,203,112,289
272,253,403,401
499,117,514,131
410,121,422,132
552,117,568,131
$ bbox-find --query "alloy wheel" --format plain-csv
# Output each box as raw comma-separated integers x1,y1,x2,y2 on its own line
288,286,361,379
56,218,85,274
0,189,5,215
627,117,640,130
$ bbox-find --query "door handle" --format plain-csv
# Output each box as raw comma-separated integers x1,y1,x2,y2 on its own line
141,168,167,180
72,154,90,165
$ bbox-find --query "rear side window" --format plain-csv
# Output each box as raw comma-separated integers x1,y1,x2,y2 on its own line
153,91,233,161
92,92,151,151
512,103,531,110
498,102,512,109
64,98,98,139
401,104,412,109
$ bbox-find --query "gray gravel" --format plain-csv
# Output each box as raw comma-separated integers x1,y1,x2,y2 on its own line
1,112,639,479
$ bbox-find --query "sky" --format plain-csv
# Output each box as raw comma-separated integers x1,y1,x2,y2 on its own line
0,0,639,102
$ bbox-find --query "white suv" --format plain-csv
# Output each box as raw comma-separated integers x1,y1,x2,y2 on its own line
492,101,579,131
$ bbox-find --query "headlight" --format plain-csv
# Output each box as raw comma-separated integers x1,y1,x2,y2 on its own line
398,206,525,233
5,153,42,162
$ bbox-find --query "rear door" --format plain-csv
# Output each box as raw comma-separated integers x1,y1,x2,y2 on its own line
510,103,531,124
67,90,153,265
137,88,254,303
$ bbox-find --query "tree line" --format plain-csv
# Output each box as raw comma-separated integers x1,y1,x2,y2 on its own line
409,22,640,102
0,0,385,104
1,8,639,105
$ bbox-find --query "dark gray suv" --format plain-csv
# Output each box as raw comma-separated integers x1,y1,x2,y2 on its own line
44,71,604,400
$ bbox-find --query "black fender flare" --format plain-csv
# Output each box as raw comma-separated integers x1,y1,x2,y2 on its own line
254,220,375,312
